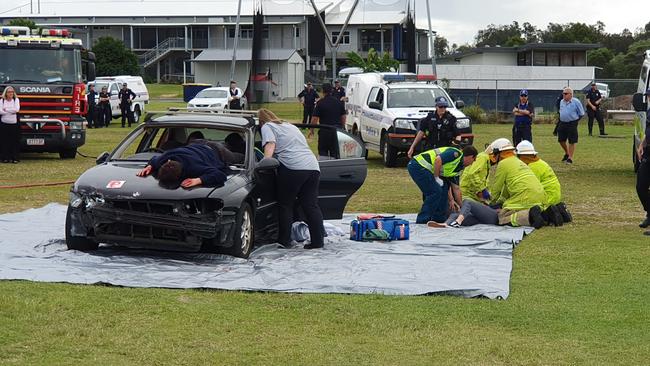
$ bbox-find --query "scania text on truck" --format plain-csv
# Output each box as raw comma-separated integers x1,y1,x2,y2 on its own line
345,73,473,167
0,26,96,159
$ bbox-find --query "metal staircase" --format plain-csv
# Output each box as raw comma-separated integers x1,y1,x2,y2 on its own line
140,37,186,68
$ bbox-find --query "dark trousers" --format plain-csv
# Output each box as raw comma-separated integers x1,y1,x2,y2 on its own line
512,123,532,145
98,104,111,127
302,107,314,124
636,159,650,217
276,167,324,247
86,106,99,128
587,108,605,135
120,104,135,126
0,122,20,161
446,199,498,226
318,127,338,157
407,159,449,224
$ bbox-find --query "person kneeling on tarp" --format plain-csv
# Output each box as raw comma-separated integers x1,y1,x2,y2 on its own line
427,199,498,228
460,149,492,203
408,145,478,224
487,138,546,229
515,140,572,226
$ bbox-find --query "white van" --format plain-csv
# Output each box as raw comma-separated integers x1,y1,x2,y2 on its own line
632,50,650,171
345,72,473,167
89,75,149,123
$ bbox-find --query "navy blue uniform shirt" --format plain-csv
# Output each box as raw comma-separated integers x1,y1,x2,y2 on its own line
149,144,228,187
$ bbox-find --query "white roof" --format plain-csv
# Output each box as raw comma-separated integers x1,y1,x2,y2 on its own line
1,0,409,26
193,48,298,61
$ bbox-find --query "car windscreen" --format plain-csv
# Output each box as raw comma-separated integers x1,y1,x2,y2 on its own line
111,125,247,167
387,88,451,108
195,90,228,99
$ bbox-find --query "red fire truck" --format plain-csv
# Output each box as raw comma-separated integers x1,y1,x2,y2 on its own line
0,26,96,159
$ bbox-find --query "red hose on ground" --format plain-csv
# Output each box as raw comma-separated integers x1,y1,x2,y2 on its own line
0,181,75,189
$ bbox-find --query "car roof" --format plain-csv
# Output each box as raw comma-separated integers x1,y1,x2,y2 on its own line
199,87,230,92
386,83,443,89
144,112,254,129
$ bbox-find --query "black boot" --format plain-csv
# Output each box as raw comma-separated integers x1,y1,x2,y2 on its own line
556,202,572,223
543,206,564,226
640,216,650,228
528,206,545,229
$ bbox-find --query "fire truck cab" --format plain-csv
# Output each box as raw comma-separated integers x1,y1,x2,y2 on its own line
0,26,96,159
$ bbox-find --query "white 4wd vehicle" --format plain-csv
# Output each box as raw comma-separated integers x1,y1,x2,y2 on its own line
345,73,473,167
90,76,149,123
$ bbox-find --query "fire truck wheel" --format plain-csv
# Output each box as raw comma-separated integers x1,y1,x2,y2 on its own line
59,148,77,159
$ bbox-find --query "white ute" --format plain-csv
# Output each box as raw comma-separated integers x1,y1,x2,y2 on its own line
89,75,149,123
345,72,473,167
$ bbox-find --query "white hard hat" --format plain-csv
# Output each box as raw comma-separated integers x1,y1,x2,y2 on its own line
516,140,537,155
487,138,515,154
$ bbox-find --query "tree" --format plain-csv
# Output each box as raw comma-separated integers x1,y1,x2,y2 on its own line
345,49,399,72
91,37,140,77
8,18,38,30
434,35,449,57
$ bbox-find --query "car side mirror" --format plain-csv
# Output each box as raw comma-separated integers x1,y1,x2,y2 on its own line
254,157,279,174
368,101,382,110
96,151,109,165
632,93,647,112
455,100,465,109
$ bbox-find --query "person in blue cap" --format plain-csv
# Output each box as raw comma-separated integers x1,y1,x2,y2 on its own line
512,89,535,145
636,87,650,235
407,96,460,158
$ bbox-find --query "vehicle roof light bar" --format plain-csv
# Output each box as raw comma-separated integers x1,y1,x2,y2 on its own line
1,26,29,36
416,75,437,81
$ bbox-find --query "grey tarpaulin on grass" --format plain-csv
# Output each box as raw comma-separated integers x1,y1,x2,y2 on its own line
0,204,532,299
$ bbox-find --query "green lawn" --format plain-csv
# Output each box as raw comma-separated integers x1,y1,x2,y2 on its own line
0,100,648,364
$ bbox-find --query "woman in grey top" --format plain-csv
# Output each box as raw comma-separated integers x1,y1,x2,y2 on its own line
0,86,21,163
259,108,324,249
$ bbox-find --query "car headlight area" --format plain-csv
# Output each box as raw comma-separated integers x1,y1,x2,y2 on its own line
393,118,418,130
456,118,471,130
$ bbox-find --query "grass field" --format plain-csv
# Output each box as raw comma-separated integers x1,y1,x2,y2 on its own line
0,87,648,364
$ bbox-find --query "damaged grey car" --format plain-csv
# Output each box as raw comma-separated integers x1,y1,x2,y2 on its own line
66,112,367,258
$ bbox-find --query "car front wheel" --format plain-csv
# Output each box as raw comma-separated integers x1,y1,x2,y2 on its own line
65,206,99,251
229,202,254,258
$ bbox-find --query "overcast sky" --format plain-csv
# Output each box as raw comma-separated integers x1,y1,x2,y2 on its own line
410,0,650,45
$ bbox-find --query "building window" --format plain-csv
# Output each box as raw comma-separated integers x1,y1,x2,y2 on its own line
560,51,573,66
546,51,559,66
295,27,300,38
573,51,586,66
228,25,268,40
533,51,546,66
332,31,350,45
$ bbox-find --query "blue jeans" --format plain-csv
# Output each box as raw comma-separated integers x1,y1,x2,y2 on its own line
407,159,448,224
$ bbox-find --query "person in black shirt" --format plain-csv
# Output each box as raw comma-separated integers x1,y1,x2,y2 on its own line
118,83,136,128
585,82,606,136
98,86,111,127
332,80,346,104
86,84,97,128
512,88,535,145
407,96,459,158
298,82,319,124
636,88,650,234
310,83,346,157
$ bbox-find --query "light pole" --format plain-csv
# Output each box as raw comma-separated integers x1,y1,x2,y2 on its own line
425,0,437,79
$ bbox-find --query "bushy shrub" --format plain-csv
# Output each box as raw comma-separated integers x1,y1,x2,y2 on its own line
463,105,487,124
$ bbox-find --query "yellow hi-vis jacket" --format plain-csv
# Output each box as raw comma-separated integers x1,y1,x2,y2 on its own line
528,158,562,208
460,151,490,201
489,156,545,211
414,147,463,177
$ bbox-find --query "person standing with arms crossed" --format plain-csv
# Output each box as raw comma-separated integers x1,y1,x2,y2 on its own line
585,82,607,136
298,82,318,124
98,86,111,127
310,83,346,158
557,87,585,165
512,89,534,145
0,86,21,164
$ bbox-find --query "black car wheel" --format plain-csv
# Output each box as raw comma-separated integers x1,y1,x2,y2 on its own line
381,134,398,167
134,106,141,123
229,202,254,258
65,206,98,251
59,148,77,159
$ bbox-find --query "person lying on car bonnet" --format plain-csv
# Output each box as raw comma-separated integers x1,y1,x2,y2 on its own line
136,141,229,189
